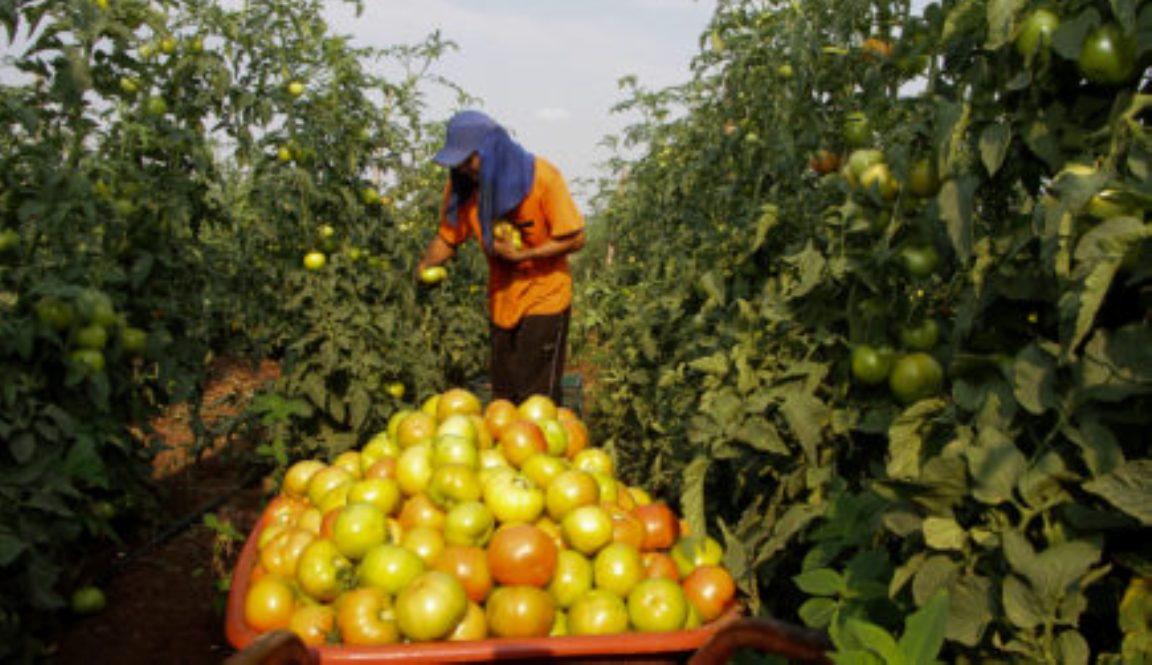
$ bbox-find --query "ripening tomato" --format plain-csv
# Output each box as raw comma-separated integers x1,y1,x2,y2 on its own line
546,469,600,521
548,549,595,609
487,523,558,587
335,587,401,646
628,577,690,632
288,603,336,647
448,601,489,641
244,574,296,633
394,571,469,642
437,387,483,419
485,585,556,638
433,545,493,603
681,565,737,623
567,589,630,636
499,419,548,468
484,398,520,440
593,542,645,598
633,502,681,551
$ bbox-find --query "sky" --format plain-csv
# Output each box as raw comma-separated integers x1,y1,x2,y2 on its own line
323,0,718,209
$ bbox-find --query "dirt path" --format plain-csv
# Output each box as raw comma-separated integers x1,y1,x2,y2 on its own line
51,359,280,665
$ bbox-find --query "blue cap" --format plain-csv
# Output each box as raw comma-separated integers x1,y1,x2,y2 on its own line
433,110,500,167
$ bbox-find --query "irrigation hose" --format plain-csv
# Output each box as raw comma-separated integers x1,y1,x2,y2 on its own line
93,467,264,587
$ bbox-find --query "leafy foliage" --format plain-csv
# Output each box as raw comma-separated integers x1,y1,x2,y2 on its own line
575,0,1151,661
0,0,482,659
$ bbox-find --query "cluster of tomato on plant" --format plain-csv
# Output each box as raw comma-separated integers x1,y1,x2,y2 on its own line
242,388,738,646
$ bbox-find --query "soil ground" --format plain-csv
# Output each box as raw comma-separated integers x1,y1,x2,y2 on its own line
51,358,281,665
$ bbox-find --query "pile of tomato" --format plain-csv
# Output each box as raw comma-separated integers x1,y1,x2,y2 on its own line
241,388,738,647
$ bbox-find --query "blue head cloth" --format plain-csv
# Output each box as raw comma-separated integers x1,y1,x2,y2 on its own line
434,110,535,251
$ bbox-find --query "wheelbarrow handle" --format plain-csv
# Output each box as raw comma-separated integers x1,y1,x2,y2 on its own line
223,630,314,665
688,616,833,665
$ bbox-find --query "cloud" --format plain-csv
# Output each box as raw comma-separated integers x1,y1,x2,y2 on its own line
535,107,571,122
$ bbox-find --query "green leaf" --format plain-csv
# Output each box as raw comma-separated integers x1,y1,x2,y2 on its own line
922,516,967,551
912,555,959,606
63,437,108,489
886,399,945,481
793,568,846,596
1012,343,1058,415
1083,460,1152,525
965,427,1027,504
1034,540,1101,603
1003,574,1045,629
799,596,839,629
1055,630,1090,665
688,351,729,376
1051,8,1099,61
734,417,790,455
939,175,979,262
680,455,709,539
843,618,902,664
781,392,827,465
1062,418,1124,477
947,575,994,647
978,122,1012,176
8,432,35,464
1079,325,1152,402
900,590,950,665
0,533,28,566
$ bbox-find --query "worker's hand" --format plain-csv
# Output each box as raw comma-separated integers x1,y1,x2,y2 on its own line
491,236,530,263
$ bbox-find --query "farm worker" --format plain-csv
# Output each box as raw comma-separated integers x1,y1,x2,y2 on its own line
416,110,585,405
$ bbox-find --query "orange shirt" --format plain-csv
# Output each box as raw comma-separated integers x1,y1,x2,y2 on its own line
438,157,584,329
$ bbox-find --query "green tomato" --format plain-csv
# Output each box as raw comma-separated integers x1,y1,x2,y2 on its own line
303,251,327,271
419,266,447,285
0,229,19,253
70,349,106,375
888,352,944,404
70,586,106,615
1015,9,1059,59
1079,24,1136,85
900,245,941,278
120,327,148,355
899,319,940,351
850,345,893,385
907,158,940,198
35,297,76,332
75,323,109,350
145,96,168,116
842,112,872,148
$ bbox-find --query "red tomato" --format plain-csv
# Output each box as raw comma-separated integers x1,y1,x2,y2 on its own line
486,523,558,587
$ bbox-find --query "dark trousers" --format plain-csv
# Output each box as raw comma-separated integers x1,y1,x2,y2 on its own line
490,310,570,406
